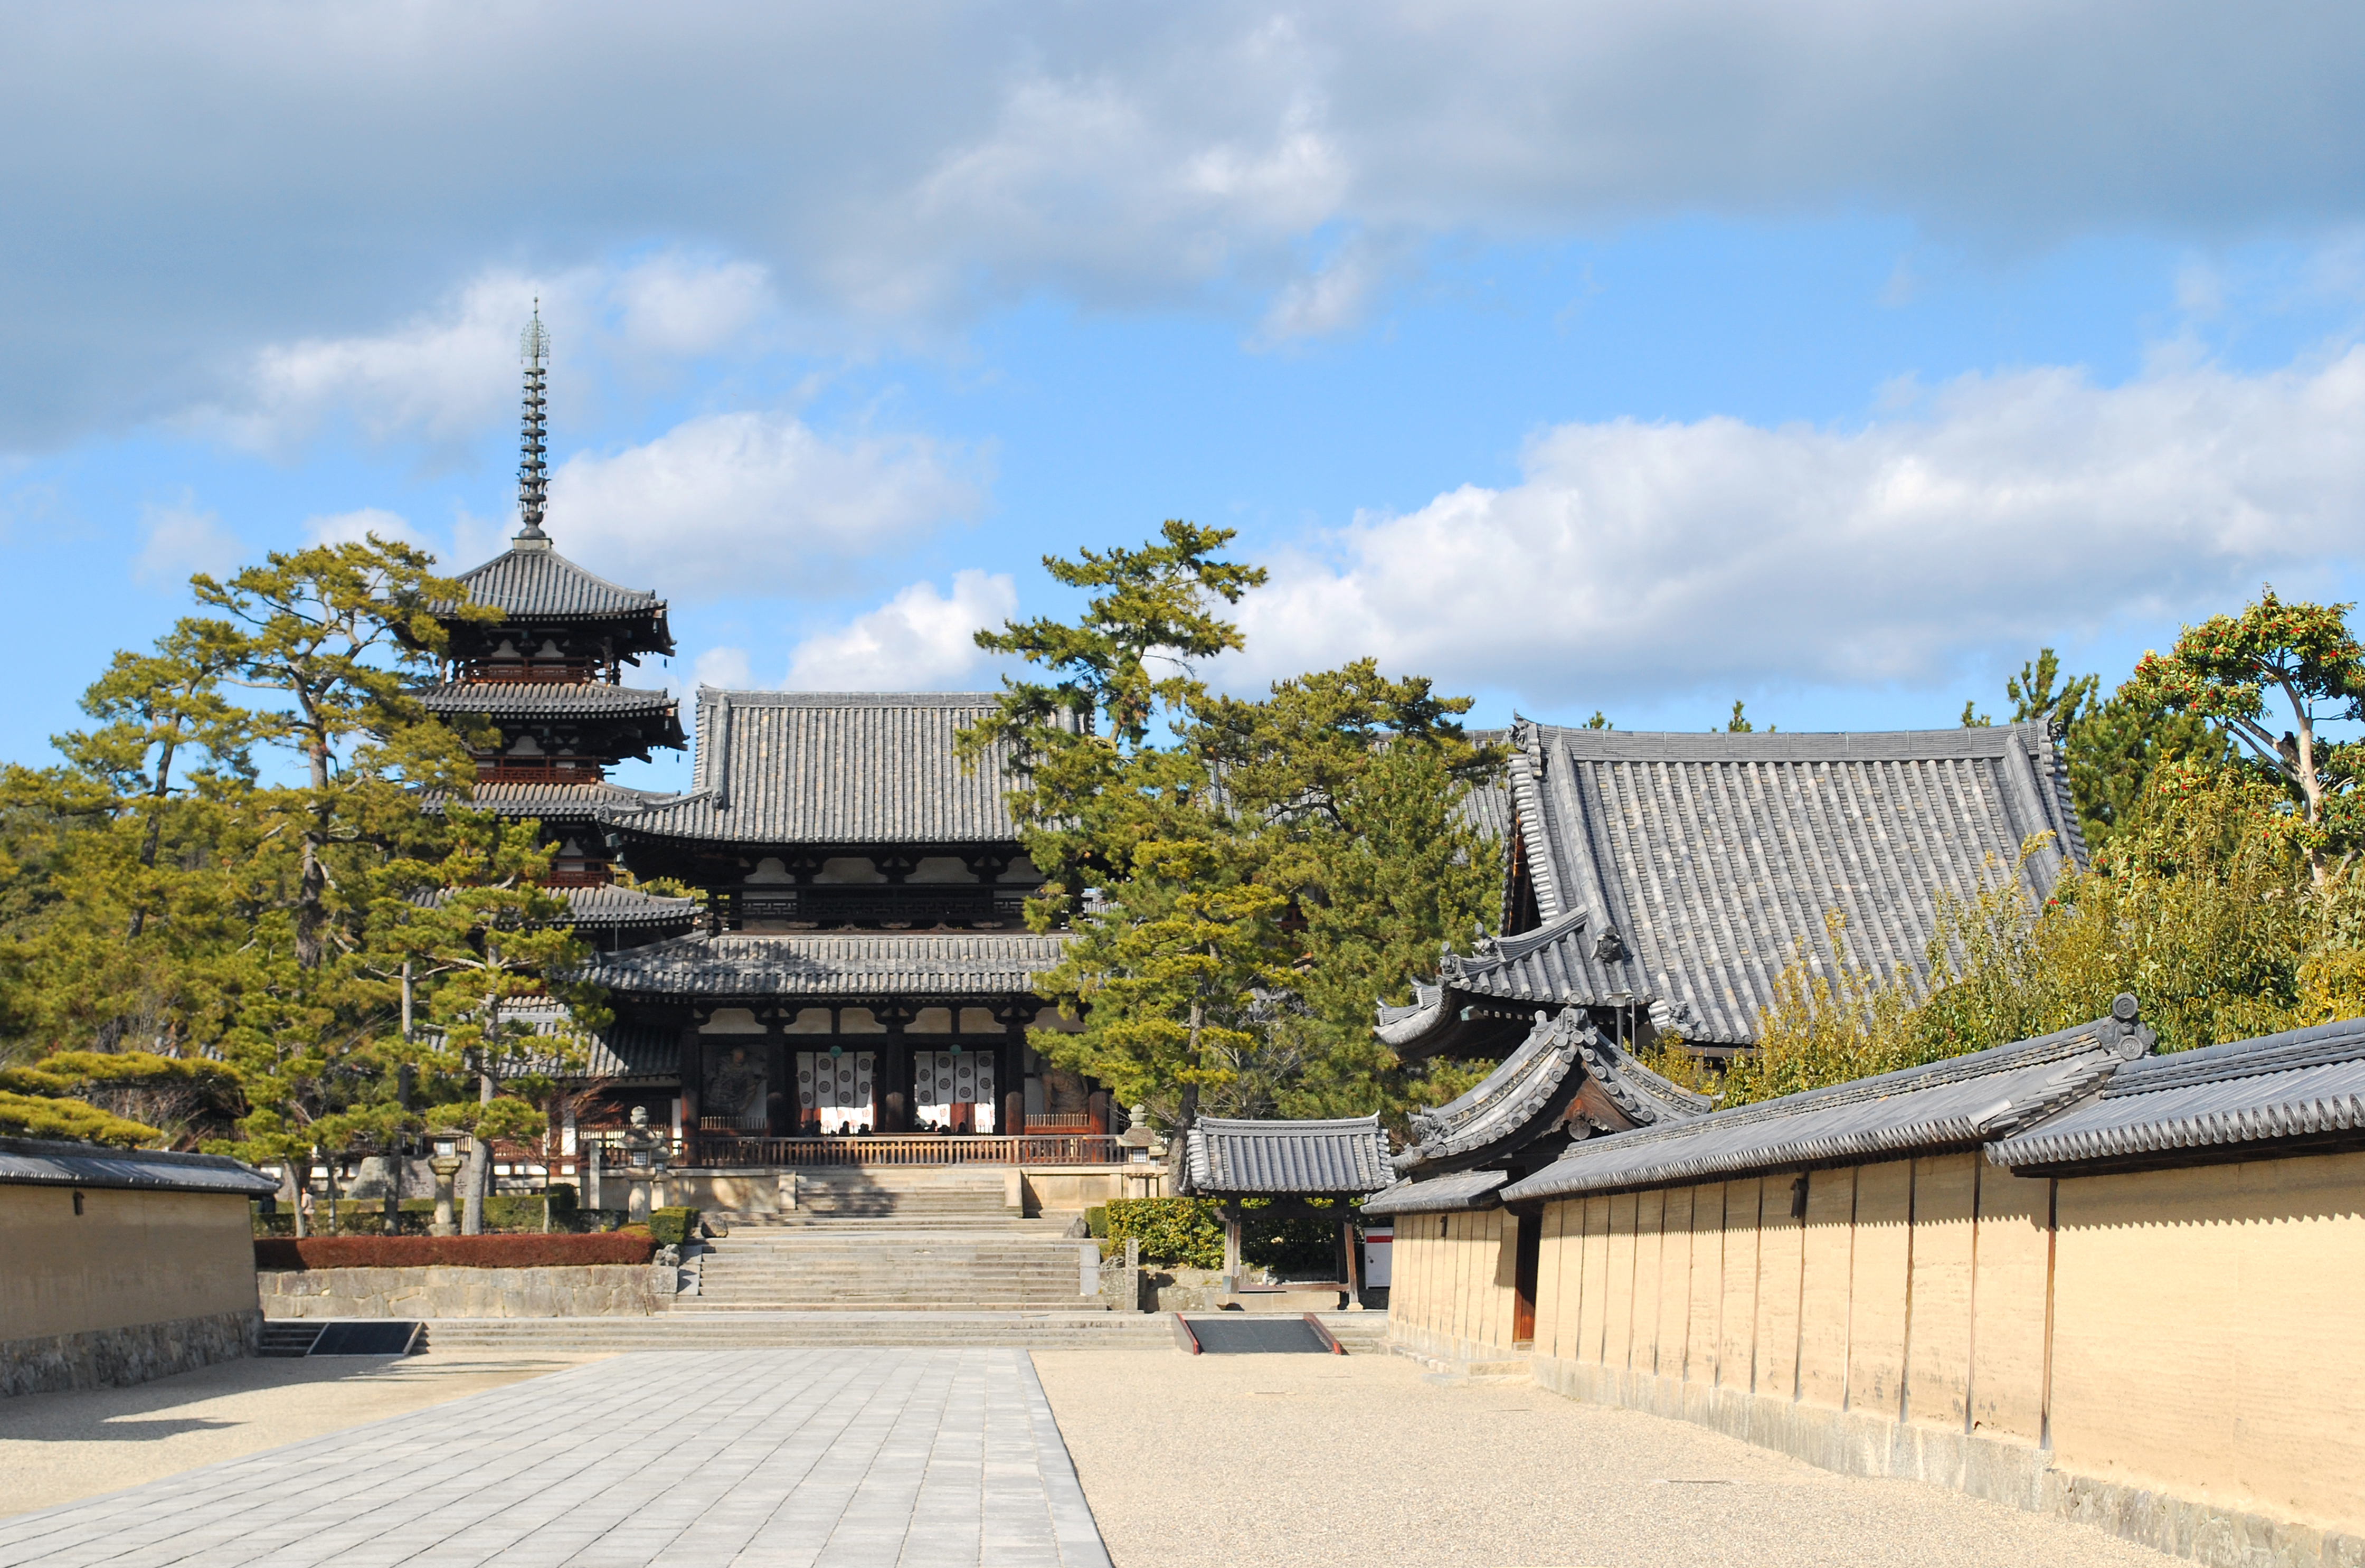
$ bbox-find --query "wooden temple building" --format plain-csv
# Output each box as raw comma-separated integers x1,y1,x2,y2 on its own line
1364,719,2092,1346
422,318,1109,1172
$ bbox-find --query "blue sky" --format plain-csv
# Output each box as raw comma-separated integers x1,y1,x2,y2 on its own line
6,2,2365,797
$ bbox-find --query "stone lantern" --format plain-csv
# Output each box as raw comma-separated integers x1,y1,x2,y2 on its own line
428,1130,467,1237
622,1105,667,1223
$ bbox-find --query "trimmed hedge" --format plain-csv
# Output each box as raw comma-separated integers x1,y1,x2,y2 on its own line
254,1233,659,1271
647,1206,700,1246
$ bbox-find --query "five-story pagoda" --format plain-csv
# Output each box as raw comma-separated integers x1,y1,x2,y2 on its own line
420,310,688,893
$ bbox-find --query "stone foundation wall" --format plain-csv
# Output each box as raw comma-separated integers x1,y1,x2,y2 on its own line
2,1309,259,1398
260,1264,675,1319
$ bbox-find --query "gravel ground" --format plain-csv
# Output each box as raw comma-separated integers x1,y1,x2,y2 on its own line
0,1350,597,1519
1031,1347,2165,1568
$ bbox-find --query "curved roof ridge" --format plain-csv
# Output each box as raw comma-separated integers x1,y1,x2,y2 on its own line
456,545,665,614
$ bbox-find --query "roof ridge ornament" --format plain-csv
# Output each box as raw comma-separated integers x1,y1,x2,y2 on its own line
515,303,553,550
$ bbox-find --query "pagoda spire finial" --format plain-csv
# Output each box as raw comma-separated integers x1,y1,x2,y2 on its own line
515,301,552,548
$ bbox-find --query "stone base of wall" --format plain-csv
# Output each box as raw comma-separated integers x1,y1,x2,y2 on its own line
1529,1354,2364,1568
260,1265,673,1319
2,1309,259,1399
1388,1318,1521,1369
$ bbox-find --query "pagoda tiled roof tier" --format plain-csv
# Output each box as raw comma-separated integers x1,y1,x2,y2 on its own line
419,681,680,720
1393,721,2086,1051
555,884,702,932
580,929,1072,999
405,882,699,932
450,544,668,624
446,779,679,820
609,690,1032,848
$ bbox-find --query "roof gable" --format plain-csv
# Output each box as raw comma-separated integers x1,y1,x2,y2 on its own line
1471,719,2086,1044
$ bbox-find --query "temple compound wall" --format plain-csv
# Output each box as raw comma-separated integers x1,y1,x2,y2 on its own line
1375,1010,2365,1565
0,1140,277,1396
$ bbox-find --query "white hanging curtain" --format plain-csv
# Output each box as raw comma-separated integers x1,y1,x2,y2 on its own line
912,1051,997,1132
796,1051,876,1134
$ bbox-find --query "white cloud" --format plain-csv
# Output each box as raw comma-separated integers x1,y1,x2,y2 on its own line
783,571,1018,690
194,254,776,455
547,411,987,600
18,0,2365,443
301,507,421,547
612,256,771,358
132,498,243,588
1228,346,2365,705
693,646,753,689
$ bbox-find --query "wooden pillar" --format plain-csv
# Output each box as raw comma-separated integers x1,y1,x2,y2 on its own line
878,1006,912,1134
764,1024,789,1140
677,1024,703,1158
1341,1215,1365,1310
1086,1089,1110,1135
1222,1202,1242,1292
997,1002,1031,1138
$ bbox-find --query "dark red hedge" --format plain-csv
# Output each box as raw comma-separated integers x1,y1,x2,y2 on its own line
254,1233,660,1271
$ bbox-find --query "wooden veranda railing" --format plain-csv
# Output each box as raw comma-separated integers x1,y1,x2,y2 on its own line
685,1134,1125,1167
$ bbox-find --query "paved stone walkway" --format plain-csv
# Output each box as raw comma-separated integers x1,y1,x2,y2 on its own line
0,1349,1109,1568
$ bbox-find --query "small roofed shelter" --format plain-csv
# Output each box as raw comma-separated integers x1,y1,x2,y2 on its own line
1179,1115,1395,1305
1,1137,280,1396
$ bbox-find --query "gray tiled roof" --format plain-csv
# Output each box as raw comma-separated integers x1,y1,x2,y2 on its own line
451,780,678,819
1458,780,1514,843
584,1021,687,1081
418,682,681,720
1449,721,2086,1046
1358,1169,1509,1217
452,546,665,621
1395,1007,1706,1174
406,883,699,931
1397,1009,1590,1172
1500,1002,2151,1204
1181,1115,1394,1196
609,691,1028,847
580,929,1072,998
1988,1018,2365,1175
0,1135,280,1195
559,884,702,930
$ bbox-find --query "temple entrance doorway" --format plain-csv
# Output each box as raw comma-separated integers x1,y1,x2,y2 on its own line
796,1051,877,1133
912,1050,998,1132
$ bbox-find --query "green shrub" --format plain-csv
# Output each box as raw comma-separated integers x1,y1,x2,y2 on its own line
647,1206,701,1246
1084,1205,1108,1239
1101,1196,1346,1276
1242,1200,1342,1280
1104,1198,1224,1268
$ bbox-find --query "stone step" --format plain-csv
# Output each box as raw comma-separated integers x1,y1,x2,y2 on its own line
257,1323,324,1357
413,1311,1390,1351
680,1301,1106,1312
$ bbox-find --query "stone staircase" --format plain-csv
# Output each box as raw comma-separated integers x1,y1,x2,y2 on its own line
417,1310,1393,1352
688,1166,1092,1312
